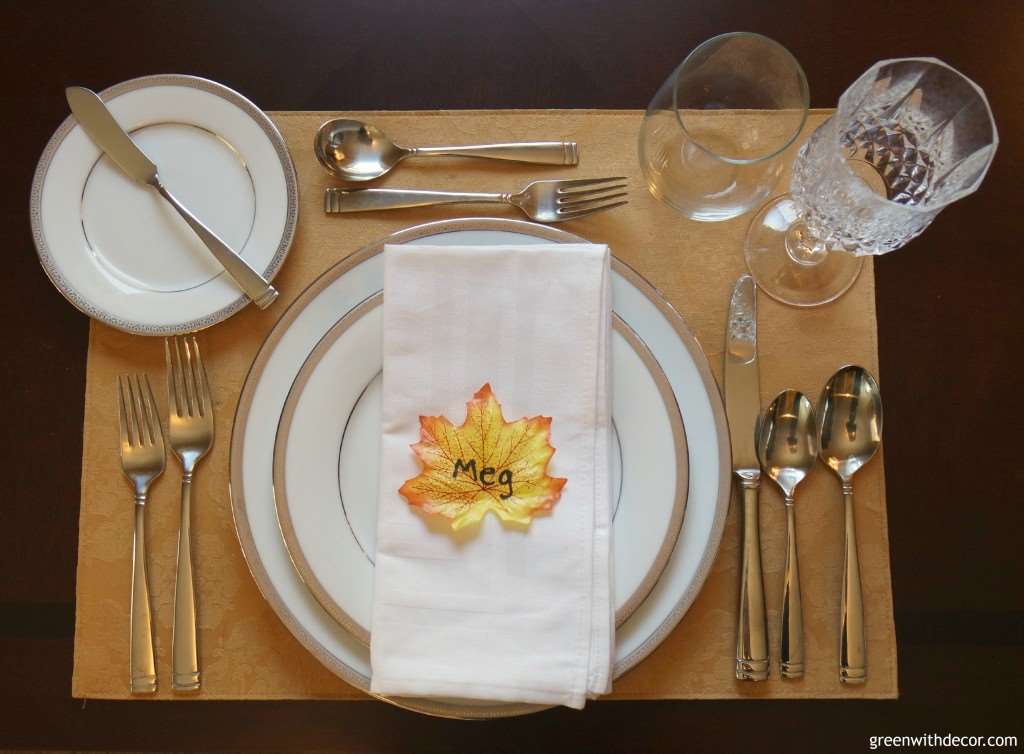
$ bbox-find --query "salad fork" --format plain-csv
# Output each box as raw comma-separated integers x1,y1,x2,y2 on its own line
324,176,628,222
117,373,165,694
165,335,214,692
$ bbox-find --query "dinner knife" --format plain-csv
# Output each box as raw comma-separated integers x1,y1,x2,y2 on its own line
725,274,769,681
65,86,278,309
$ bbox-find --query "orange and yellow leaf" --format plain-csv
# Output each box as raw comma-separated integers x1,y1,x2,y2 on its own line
398,384,567,530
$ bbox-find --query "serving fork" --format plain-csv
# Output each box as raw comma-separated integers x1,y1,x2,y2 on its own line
117,374,164,694
324,177,628,222
165,335,214,692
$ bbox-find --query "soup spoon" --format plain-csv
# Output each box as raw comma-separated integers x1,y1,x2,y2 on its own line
816,365,883,684
756,389,816,679
314,119,579,181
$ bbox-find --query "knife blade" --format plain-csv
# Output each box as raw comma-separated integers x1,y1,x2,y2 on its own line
726,274,761,473
65,87,159,185
725,273,769,681
65,87,278,309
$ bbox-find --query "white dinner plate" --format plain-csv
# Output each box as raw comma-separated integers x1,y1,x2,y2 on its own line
273,295,688,645
30,74,298,335
230,219,731,718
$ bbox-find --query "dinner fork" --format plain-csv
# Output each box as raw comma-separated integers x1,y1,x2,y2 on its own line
117,374,165,694
165,335,214,692
324,177,628,222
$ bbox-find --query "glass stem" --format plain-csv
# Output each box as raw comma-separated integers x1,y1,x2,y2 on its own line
784,221,830,267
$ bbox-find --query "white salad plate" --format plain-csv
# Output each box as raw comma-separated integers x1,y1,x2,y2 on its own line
30,74,298,335
229,218,731,718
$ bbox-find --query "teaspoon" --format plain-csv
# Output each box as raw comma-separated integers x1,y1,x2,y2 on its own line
756,389,816,679
816,365,883,684
314,119,579,181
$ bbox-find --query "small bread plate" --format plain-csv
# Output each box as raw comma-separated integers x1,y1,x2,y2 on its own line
30,74,298,335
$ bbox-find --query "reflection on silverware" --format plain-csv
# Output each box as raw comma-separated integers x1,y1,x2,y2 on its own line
816,365,883,684
65,86,279,309
314,118,579,182
117,373,165,694
165,336,214,693
325,177,627,223
757,389,816,679
724,273,769,681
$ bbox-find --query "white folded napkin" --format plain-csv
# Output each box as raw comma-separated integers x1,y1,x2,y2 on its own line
370,243,613,709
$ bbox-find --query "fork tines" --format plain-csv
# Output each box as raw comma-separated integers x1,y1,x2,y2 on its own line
165,335,211,420
117,374,163,450
555,176,629,220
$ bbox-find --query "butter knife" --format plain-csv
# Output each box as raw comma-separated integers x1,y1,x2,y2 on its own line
65,87,278,309
725,274,769,681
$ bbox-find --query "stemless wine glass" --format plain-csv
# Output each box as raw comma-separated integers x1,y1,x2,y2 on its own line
639,32,809,222
745,58,999,306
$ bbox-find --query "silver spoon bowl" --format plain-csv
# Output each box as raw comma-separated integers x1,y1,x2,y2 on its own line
816,364,883,684
756,389,816,679
757,389,817,499
315,120,406,181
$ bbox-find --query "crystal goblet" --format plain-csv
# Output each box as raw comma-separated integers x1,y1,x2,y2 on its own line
745,58,999,307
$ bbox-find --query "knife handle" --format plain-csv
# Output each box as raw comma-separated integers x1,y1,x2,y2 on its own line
735,476,769,681
154,181,279,310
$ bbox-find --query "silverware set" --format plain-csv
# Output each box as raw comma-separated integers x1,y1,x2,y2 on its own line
316,118,627,222
117,374,164,694
117,336,214,694
756,389,815,679
724,274,768,682
817,365,883,684
725,276,883,683
315,119,581,181
326,176,628,223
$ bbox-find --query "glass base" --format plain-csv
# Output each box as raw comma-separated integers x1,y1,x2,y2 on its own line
744,195,864,307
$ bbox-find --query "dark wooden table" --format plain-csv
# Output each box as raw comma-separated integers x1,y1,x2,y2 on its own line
2,2,1021,751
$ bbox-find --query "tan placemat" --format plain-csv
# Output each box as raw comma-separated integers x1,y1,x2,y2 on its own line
72,109,897,700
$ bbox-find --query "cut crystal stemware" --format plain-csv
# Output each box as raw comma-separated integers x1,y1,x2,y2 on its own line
745,57,999,307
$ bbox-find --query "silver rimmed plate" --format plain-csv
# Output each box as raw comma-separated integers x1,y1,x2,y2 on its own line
229,218,731,718
273,295,688,645
30,74,298,335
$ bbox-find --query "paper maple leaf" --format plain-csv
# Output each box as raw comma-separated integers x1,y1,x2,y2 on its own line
398,384,567,530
